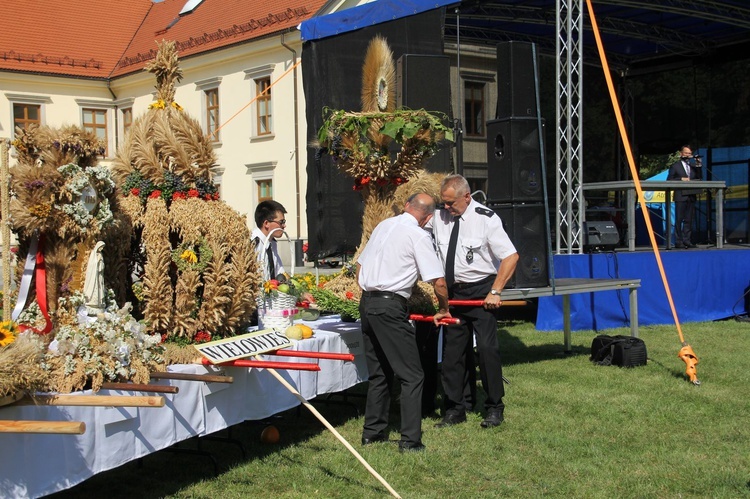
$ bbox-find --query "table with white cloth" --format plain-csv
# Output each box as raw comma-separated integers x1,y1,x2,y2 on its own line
0,316,367,499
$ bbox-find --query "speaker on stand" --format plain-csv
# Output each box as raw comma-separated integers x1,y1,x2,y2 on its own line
396,54,453,173
488,41,550,289
486,117,545,205
492,204,549,288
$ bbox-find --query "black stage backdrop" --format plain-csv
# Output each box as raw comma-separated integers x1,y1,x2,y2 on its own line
302,9,445,261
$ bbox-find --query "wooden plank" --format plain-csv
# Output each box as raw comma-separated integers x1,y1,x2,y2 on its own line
149,372,233,384
0,420,86,435
100,382,179,394
14,394,165,408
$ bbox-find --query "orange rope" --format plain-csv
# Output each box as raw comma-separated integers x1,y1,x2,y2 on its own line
208,59,302,139
584,0,685,342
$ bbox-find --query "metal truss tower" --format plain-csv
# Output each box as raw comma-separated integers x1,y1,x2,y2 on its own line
555,0,584,254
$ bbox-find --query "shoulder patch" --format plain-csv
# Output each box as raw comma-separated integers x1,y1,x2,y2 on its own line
475,207,495,217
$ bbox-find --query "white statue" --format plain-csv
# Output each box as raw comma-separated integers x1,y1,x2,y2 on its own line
83,241,106,315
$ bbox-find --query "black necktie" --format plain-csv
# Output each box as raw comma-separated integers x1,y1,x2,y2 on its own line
266,245,275,278
445,217,460,287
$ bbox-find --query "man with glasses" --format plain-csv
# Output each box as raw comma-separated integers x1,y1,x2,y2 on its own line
428,174,519,429
252,200,287,280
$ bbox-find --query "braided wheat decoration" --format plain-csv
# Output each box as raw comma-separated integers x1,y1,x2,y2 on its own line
111,41,261,341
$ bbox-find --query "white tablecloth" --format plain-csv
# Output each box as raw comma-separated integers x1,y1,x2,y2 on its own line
0,317,366,498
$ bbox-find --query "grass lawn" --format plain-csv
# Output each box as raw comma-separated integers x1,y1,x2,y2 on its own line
51,318,750,498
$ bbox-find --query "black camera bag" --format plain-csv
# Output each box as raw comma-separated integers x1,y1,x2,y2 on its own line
590,335,647,367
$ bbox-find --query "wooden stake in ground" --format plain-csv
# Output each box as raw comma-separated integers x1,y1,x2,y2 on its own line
266,367,402,499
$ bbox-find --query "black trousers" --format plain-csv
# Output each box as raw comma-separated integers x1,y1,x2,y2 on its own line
674,194,695,246
360,295,424,445
442,277,505,414
415,321,439,414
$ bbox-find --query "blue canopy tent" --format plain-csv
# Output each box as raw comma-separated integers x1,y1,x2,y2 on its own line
300,0,456,41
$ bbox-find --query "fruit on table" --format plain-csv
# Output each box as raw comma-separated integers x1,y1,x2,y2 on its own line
284,325,304,340
277,283,290,294
298,324,314,339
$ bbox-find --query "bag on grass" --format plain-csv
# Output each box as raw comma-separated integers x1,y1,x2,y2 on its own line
590,335,647,367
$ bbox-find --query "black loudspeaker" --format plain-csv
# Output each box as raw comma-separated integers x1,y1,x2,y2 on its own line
496,41,539,119
583,221,620,252
396,54,452,173
492,204,549,288
486,117,544,204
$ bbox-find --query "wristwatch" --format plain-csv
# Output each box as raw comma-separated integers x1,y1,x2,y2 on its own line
490,289,500,296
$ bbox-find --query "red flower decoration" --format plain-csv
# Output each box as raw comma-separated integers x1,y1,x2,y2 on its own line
160,333,168,344
345,291,354,300
172,191,187,200
376,178,388,186
149,190,162,199
212,193,220,200
391,177,407,186
130,188,140,196
194,331,212,343
187,189,200,198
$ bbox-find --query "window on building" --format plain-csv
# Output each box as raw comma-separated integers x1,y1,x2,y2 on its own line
257,179,273,202
205,88,220,141
256,77,272,136
13,103,41,130
82,108,108,155
464,81,485,137
122,107,133,137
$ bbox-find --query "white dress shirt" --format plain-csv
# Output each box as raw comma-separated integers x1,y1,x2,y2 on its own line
358,212,444,299
251,227,285,279
428,199,517,284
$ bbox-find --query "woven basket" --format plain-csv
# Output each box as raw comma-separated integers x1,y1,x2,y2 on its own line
258,313,293,331
258,291,297,312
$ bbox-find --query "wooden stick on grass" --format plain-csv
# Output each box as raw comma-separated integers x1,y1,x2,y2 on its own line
266,367,402,499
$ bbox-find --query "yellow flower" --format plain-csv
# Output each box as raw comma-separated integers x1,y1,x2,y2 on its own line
0,321,17,347
180,249,198,264
171,101,183,111
149,99,166,110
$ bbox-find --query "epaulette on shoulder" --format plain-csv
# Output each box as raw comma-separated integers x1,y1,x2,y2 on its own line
475,207,495,217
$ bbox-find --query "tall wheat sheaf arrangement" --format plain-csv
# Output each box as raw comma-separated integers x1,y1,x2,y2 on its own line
111,41,260,341
316,36,453,314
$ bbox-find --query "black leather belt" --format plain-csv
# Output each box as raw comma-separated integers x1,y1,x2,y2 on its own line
452,275,495,289
362,291,407,305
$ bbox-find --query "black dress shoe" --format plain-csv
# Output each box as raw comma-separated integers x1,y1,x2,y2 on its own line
398,441,426,453
361,433,387,445
480,411,504,428
434,411,467,428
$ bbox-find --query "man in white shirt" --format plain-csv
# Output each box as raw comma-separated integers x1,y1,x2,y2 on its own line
429,174,519,429
357,192,451,453
252,200,287,280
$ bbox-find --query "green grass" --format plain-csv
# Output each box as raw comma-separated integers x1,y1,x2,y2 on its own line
51,319,750,498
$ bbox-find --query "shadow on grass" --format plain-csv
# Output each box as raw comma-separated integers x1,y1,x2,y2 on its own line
498,326,590,366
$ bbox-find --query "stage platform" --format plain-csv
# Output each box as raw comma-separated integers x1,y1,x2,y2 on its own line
535,245,750,331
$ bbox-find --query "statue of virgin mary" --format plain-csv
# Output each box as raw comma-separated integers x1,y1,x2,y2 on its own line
83,241,106,315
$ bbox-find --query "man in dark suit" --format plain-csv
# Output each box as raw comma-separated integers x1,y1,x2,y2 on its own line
667,145,700,249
